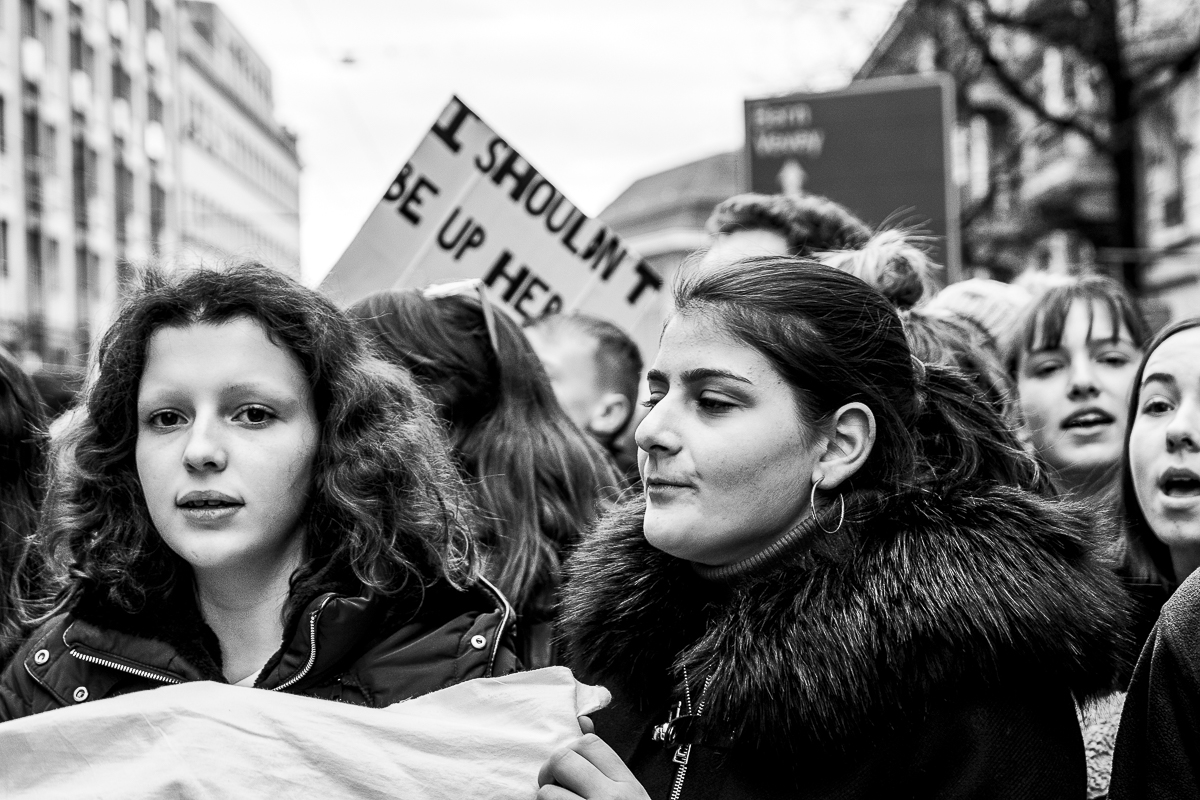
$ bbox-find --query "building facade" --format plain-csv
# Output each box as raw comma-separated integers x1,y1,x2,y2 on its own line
0,0,181,384
175,1,299,277
0,0,298,394
858,0,1200,319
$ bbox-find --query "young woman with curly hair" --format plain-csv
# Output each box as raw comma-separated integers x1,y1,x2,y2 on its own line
348,284,620,669
0,263,516,720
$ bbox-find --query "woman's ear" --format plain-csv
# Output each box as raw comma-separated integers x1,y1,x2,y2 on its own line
815,402,876,491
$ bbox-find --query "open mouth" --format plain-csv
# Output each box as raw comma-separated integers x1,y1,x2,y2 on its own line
179,499,239,508
1161,469,1200,498
1061,408,1115,430
177,491,243,515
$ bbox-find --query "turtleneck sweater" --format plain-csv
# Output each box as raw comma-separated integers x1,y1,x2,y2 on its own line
692,503,839,583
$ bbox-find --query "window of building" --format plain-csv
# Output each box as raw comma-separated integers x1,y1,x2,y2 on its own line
40,122,55,175
20,0,35,39
148,89,162,123
72,134,87,228
26,228,41,287
0,220,7,277
150,180,164,255
115,155,132,246
111,60,131,101
46,236,59,292
87,249,99,296
38,8,52,62
0,95,6,154
85,144,98,197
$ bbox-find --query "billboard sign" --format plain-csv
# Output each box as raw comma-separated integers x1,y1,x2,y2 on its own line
745,74,959,278
319,97,665,352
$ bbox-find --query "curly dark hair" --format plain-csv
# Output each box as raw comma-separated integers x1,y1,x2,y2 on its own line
36,263,476,621
705,193,872,257
0,346,49,661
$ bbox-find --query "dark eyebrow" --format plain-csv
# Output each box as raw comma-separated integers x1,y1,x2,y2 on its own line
645,367,752,385
1141,372,1177,390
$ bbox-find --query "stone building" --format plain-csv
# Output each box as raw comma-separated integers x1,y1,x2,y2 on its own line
0,0,299,397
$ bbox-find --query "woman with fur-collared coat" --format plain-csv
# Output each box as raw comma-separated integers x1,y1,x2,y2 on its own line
537,258,1131,800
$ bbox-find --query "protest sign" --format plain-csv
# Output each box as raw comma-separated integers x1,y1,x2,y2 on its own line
319,96,665,353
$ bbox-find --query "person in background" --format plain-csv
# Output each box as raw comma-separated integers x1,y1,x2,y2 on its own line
0,264,517,721
926,277,1033,353
1105,318,1200,799
0,347,49,667
349,284,621,669
699,192,871,269
700,192,939,313
539,257,1128,799
1003,278,1159,799
1113,316,1200,644
1006,276,1149,516
523,312,643,480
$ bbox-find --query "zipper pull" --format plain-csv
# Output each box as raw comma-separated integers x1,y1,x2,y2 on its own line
673,744,691,766
652,700,685,742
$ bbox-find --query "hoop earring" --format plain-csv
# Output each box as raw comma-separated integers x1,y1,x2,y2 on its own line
809,478,845,534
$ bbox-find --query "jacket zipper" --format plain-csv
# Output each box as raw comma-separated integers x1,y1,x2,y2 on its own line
476,575,514,673
69,649,182,685
669,673,714,800
271,595,333,692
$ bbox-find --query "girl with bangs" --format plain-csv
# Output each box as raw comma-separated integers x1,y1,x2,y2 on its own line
1007,276,1149,512
348,284,621,669
0,263,516,721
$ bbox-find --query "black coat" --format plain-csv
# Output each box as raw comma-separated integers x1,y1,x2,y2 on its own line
0,577,518,721
1108,568,1200,799
562,484,1132,799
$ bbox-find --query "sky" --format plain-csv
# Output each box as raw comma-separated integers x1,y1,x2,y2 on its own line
219,0,905,286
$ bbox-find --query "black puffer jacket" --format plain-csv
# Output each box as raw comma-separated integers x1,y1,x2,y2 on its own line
0,577,518,721
563,484,1132,799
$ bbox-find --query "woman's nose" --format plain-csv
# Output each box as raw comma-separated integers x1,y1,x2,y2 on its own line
635,399,680,455
1166,401,1200,454
182,416,228,472
1067,359,1100,401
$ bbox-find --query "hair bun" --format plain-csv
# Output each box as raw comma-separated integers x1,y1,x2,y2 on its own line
818,228,939,311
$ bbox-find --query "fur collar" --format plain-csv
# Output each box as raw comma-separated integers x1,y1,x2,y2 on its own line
563,483,1131,753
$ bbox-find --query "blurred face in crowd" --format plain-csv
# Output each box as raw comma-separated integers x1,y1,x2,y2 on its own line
698,229,788,270
136,318,319,582
1129,326,1200,579
1016,300,1141,489
526,325,631,442
525,326,604,432
636,311,824,565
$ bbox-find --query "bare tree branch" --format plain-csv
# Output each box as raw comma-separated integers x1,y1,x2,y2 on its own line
1136,40,1200,106
943,0,1112,150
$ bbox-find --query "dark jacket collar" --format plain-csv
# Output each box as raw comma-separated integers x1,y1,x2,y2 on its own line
564,483,1132,753
67,576,426,688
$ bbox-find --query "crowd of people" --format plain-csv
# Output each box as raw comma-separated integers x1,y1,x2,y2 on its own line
0,189,1198,798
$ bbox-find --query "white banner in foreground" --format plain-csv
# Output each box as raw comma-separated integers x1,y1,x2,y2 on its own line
320,96,665,349
0,667,609,799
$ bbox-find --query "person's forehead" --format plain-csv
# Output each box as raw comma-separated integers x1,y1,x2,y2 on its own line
529,325,600,362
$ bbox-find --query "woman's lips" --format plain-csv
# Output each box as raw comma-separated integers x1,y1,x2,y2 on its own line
1060,408,1116,430
645,479,695,499
177,491,244,523
1160,467,1200,499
